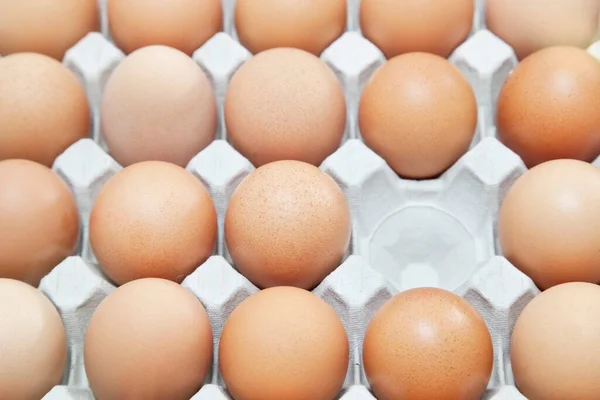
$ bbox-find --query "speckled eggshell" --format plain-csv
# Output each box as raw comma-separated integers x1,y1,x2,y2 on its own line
89,161,217,285
0,53,90,166
101,45,217,167
235,0,346,55
225,48,346,167
85,278,213,400
360,0,474,58
108,0,222,55
219,287,349,400
499,159,600,290
224,160,351,289
496,46,600,167
486,0,600,60
0,279,67,400
511,282,600,400
0,0,99,60
358,52,477,179
0,160,80,287
363,287,493,400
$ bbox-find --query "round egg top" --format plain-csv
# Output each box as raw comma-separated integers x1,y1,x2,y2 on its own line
0,279,66,400
363,287,493,400
512,282,600,400
85,278,213,400
360,0,474,58
0,53,90,166
235,0,346,55
359,52,477,179
108,0,222,55
0,0,98,60
499,159,600,290
225,47,346,167
487,0,600,60
219,286,349,400
101,45,217,167
496,46,600,167
225,160,351,290
89,161,217,286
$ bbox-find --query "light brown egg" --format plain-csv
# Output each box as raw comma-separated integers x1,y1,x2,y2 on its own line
0,279,66,400
499,159,600,290
219,287,349,400
108,0,222,55
511,282,600,400
363,288,493,400
235,0,346,55
225,48,346,167
85,278,213,400
224,161,351,289
0,160,79,287
101,45,217,167
487,0,600,60
359,52,477,179
0,53,90,166
360,0,474,58
89,161,217,285
0,0,98,60
496,46,600,168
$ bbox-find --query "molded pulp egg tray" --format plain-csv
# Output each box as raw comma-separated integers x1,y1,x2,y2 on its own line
29,0,600,399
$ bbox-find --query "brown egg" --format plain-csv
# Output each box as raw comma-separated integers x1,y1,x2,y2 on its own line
0,279,66,400
224,161,351,289
85,278,213,400
360,0,474,58
101,45,217,167
89,161,217,285
0,0,98,60
219,287,349,400
496,46,600,167
235,0,346,55
0,53,90,166
363,288,493,400
0,160,79,287
359,53,477,179
225,48,346,167
487,0,600,60
499,159,600,290
108,0,222,55
511,282,600,399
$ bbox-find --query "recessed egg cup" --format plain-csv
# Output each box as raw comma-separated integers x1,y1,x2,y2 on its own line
38,0,545,397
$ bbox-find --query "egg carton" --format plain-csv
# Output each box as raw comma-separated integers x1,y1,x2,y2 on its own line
46,114,541,399
25,0,600,397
